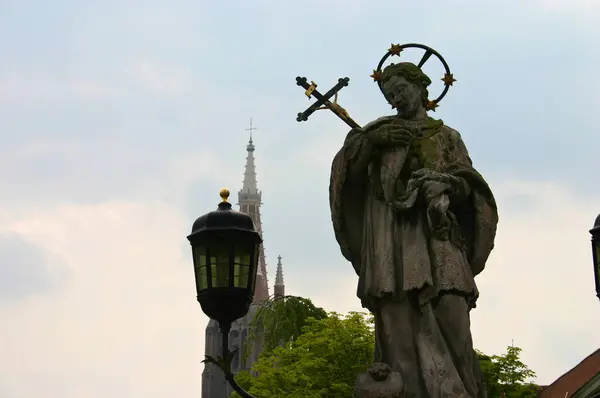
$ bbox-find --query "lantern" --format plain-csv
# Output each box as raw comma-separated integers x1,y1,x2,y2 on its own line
187,188,262,326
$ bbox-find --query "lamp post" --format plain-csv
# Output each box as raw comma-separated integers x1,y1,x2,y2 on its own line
590,213,600,301
187,188,262,398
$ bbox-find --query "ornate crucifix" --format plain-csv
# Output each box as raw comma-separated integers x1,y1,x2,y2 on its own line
295,76,361,129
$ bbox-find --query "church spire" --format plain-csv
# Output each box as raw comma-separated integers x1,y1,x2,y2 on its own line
237,118,269,303
241,118,258,195
247,117,255,143
274,255,285,298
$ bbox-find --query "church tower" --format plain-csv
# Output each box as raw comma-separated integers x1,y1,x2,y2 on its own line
237,120,269,304
201,120,283,398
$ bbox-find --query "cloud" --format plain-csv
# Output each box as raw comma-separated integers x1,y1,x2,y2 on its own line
0,232,68,302
0,201,205,398
532,0,600,8
0,74,120,103
0,58,195,104
128,59,196,95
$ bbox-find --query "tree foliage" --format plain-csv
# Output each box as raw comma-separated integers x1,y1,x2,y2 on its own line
243,295,327,361
477,345,539,397
229,295,538,397
233,312,374,398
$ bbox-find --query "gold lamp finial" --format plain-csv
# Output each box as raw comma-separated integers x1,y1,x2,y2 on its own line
219,188,230,203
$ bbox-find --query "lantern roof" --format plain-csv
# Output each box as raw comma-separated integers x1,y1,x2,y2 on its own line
591,213,600,236
188,189,262,243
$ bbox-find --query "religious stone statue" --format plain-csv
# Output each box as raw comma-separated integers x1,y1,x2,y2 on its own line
328,44,499,397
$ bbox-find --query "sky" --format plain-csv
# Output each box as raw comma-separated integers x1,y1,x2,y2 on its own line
0,0,599,396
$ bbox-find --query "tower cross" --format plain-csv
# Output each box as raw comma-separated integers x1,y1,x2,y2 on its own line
245,118,257,142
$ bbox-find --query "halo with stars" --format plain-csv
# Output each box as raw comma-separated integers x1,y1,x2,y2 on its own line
371,43,456,111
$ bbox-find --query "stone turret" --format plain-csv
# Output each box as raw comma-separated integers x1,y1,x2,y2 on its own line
274,255,285,298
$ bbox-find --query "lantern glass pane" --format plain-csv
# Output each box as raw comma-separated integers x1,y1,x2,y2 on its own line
233,244,253,289
233,264,250,288
193,246,207,267
197,265,208,290
234,244,252,266
193,246,208,291
210,245,230,288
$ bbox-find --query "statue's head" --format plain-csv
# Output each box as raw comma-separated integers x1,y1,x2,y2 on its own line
380,62,431,116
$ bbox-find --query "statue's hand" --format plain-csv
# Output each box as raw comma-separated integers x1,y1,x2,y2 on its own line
349,127,365,136
422,179,451,204
367,124,413,147
388,124,414,146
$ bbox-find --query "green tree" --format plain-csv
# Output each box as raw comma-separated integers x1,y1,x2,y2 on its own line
243,295,328,361
477,345,539,397
233,312,374,398
228,295,538,397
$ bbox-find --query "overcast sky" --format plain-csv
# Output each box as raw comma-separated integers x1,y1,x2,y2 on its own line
1,0,599,397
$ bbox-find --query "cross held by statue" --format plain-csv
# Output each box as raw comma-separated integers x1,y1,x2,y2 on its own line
295,76,360,129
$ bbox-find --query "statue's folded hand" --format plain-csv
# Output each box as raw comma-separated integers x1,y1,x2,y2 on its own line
387,124,414,146
422,179,452,204
367,124,413,147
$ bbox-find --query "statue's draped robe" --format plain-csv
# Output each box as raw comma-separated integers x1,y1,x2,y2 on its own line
329,116,498,397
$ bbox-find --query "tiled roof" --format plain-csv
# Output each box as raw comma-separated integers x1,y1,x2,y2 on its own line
539,349,600,398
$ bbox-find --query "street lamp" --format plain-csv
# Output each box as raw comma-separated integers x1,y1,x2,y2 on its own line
590,213,600,301
187,188,262,398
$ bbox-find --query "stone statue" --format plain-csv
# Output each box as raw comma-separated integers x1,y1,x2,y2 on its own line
328,44,499,397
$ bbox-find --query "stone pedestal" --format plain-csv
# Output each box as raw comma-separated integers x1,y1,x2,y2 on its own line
354,363,405,398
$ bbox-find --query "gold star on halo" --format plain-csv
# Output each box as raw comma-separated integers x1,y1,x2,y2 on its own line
388,43,402,56
426,100,439,111
441,73,457,86
370,69,382,81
